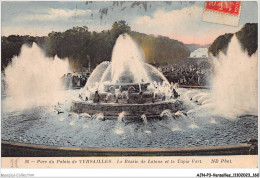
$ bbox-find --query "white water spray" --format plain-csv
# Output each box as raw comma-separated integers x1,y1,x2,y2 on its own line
59,117,65,122
82,33,172,100
69,121,75,126
160,109,180,131
93,113,104,120
4,43,70,111
141,114,151,133
79,113,91,118
189,123,198,129
111,34,150,84
114,111,125,135
211,36,258,117
160,109,172,118
175,110,187,118
68,112,78,117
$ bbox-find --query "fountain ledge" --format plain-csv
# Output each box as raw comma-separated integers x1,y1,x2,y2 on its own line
71,100,183,118
1,141,257,157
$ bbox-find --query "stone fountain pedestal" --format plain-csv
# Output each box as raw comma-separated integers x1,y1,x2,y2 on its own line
72,100,183,118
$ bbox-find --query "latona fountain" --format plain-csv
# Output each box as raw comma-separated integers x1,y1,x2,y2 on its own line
72,34,183,118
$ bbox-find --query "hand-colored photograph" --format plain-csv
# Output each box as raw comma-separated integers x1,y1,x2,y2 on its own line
1,0,258,164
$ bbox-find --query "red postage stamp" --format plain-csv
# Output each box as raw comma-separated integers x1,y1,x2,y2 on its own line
202,1,242,26
205,1,241,16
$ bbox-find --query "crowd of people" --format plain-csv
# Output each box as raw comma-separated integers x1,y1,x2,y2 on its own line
61,59,212,89
61,73,90,88
158,59,212,86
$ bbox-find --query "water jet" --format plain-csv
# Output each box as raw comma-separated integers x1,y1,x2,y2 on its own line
72,34,183,118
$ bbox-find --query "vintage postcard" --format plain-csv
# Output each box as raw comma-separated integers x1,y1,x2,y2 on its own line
1,1,259,177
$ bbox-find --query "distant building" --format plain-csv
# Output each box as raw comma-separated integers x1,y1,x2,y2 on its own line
190,48,209,58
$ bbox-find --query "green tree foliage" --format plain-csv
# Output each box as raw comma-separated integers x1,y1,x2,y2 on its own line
208,33,233,56
131,32,190,65
1,35,45,71
111,20,131,39
209,23,258,56
236,23,258,56
2,21,190,71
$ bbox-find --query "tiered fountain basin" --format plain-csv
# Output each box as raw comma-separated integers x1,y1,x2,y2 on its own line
72,82,183,118
72,34,184,118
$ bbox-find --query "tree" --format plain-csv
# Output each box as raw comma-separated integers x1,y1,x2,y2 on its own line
131,32,190,65
209,23,257,56
111,20,131,39
2,22,191,71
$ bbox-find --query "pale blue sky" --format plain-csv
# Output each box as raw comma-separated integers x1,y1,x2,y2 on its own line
1,1,258,45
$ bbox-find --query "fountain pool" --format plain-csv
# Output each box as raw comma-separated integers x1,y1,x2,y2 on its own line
1,88,257,149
